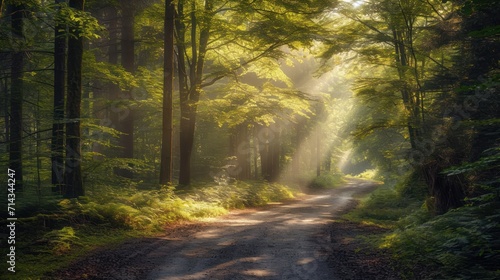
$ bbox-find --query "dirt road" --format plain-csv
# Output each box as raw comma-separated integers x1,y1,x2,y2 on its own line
56,179,383,280
146,180,378,280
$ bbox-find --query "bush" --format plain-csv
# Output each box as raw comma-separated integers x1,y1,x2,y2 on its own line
190,181,296,208
347,170,500,279
44,227,81,255
383,204,500,279
53,180,296,231
308,173,345,189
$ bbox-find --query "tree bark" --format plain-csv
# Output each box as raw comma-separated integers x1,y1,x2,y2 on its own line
316,129,321,177
177,0,212,186
392,28,418,150
176,0,190,186
160,0,175,185
92,5,119,160
51,0,66,192
230,124,252,180
9,3,24,192
115,0,135,178
0,1,4,17
63,0,85,198
269,123,280,182
259,124,280,182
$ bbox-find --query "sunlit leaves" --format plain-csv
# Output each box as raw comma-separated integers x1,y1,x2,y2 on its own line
201,81,312,128
82,52,137,90
56,2,104,39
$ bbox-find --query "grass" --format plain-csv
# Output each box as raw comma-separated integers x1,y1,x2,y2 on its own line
0,180,298,279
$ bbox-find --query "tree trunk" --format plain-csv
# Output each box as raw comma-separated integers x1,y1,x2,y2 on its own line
9,3,24,192
324,147,333,172
253,127,259,179
230,124,252,180
176,0,189,186
177,0,212,186
63,0,85,198
269,123,280,182
392,28,418,150
115,0,135,178
51,0,66,193
92,6,118,160
259,124,280,182
422,163,465,215
159,0,175,185
316,128,321,177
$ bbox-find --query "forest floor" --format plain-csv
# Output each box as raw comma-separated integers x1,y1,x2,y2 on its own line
54,179,404,280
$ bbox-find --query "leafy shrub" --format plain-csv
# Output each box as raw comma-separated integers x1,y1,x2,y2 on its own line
348,167,500,279
345,186,423,227
308,173,345,189
54,180,295,231
191,181,295,208
383,204,500,279
44,227,81,255
353,169,379,180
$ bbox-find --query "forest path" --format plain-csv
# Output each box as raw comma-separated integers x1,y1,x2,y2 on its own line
56,179,385,280
146,179,379,280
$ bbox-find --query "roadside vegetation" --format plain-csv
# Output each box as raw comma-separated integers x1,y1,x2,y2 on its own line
1,0,498,279
346,171,500,279
0,180,297,279
307,172,346,190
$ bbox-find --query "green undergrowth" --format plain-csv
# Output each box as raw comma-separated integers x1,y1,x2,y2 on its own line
383,201,500,279
1,180,297,279
1,226,140,279
344,175,500,279
344,179,425,228
307,173,346,189
190,180,296,209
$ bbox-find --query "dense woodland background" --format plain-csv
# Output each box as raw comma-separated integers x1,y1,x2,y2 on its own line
0,0,499,278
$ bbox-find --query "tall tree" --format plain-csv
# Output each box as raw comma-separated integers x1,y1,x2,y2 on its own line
9,2,25,191
176,0,213,186
51,0,67,192
159,0,175,185
115,0,135,178
229,124,252,180
63,0,85,198
173,0,329,186
256,123,281,182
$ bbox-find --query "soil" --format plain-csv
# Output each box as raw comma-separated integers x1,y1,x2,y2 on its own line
53,179,404,280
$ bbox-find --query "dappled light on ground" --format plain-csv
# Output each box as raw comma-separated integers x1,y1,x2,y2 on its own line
146,181,378,280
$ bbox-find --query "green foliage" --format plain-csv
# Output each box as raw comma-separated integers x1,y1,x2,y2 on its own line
383,204,500,279
201,81,313,128
56,186,226,231
308,173,345,189
191,181,296,209
443,148,500,176
56,2,104,39
350,169,379,180
2,180,296,278
43,227,81,255
345,186,424,228
20,180,295,234
347,169,500,279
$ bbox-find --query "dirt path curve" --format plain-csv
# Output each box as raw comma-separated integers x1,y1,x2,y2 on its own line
145,179,378,280
56,179,382,280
